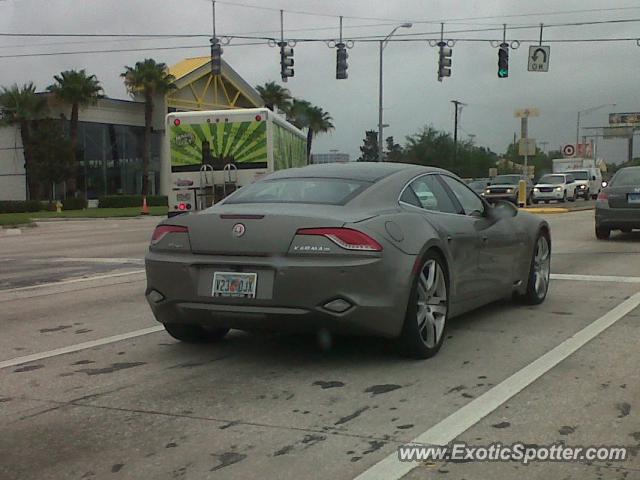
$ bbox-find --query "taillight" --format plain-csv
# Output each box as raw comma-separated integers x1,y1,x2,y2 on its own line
296,228,383,252
597,191,608,202
151,225,188,244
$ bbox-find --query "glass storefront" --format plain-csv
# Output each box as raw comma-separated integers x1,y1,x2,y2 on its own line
76,121,161,198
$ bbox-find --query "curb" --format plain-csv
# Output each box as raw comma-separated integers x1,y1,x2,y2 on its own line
520,207,569,214
33,215,165,223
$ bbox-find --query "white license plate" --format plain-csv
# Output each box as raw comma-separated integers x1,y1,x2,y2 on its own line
628,193,640,204
212,272,257,298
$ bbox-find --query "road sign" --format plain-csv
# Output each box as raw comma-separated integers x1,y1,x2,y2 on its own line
528,46,550,72
515,108,540,118
519,138,537,156
562,144,576,157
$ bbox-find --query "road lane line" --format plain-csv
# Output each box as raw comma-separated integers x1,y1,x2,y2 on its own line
0,326,165,370
354,290,640,480
551,273,640,283
0,269,146,293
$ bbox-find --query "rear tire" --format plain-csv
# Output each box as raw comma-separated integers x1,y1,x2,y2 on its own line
595,226,611,240
163,324,229,343
584,190,590,200
399,251,449,359
516,232,551,305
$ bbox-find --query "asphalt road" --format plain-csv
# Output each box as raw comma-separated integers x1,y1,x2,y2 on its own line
0,211,638,480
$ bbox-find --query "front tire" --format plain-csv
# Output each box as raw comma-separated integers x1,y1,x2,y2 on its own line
399,252,449,359
163,323,229,343
516,232,551,305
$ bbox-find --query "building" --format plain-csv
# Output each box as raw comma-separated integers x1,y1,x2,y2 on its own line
310,152,350,164
0,57,263,201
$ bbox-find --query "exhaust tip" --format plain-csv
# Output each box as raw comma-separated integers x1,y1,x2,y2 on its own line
147,289,165,303
323,298,352,314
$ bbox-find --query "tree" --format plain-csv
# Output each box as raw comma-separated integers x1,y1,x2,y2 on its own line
385,136,404,163
255,81,292,112
47,69,103,194
29,119,74,200
357,130,379,162
0,82,48,199
286,99,334,160
305,106,334,159
121,59,175,196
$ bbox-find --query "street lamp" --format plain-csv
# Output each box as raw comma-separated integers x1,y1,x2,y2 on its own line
378,22,412,161
576,103,616,146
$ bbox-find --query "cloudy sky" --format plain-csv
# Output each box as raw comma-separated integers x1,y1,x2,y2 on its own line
1,0,638,163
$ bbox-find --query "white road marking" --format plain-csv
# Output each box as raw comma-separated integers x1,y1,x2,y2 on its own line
46,257,144,265
354,290,640,480
0,326,165,370
551,273,640,284
1,269,145,293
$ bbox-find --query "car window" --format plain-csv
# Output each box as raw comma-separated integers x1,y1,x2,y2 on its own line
491,175,521,185
399,185,421,207
610,168,640,186
440,175,485,216
224,178,369,205
404,175,459,214
539,175,565,185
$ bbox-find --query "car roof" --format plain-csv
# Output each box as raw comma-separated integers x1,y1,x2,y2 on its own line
265,162,437,182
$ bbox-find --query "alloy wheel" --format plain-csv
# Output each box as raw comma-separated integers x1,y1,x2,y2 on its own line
416,260,448,348
532,236,551,299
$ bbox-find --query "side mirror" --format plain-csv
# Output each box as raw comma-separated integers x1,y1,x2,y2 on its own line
488,200,518,220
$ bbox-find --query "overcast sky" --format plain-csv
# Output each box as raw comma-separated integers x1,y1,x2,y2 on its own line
1,0,638,163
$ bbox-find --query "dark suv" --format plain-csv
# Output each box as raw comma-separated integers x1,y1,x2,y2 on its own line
483,175,533,204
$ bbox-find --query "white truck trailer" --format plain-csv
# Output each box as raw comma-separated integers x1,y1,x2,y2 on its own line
161,108,307,216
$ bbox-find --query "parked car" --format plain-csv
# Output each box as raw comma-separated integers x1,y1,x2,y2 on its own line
532,173,578,204
467,178,491,196
565,169,602,200
483,175,533,204
145,163,551,359
595,166,640,239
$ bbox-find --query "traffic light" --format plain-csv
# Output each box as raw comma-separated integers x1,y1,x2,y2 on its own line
210,40,223,76
437,42,452,82
336,42,348,80
498,42,509,78
278,41,294,82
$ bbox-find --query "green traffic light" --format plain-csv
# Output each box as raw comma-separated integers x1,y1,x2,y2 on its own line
498,68,509,78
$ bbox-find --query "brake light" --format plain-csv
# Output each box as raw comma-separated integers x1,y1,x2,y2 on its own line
151,225,188,244
597,191,608,202
296,228,383,251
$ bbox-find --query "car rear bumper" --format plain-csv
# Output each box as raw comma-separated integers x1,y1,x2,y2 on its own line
596,205,640,229
145,251,415,338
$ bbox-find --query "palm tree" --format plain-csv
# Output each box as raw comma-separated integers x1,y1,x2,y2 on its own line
287,100,334,159
121,59,175,197
0,83,48,199
305,106,334,159
47,69,103,194
255,81,292,112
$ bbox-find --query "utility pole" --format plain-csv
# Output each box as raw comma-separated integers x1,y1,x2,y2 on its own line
451,100,465,167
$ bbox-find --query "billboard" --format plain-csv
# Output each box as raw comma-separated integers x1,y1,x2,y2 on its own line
609,112,640,126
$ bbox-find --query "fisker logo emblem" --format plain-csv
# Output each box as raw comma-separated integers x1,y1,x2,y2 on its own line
232,223,246,237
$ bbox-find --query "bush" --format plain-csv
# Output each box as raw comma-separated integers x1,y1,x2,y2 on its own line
62,197,87,211
97,195,167,208
0,200,48,213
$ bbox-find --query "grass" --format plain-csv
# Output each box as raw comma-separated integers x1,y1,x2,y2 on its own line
0,206,168,227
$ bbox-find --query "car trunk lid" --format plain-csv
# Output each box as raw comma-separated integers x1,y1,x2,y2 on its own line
187,204,376,255
606,186,640,209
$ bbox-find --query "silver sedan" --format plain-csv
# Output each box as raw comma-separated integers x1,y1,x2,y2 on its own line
145,163,551,358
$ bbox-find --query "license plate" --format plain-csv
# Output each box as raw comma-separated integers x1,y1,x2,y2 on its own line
212,272,257,298
628,193,640,204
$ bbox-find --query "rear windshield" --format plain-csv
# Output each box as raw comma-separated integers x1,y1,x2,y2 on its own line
539,175,565,184
567,171,589,180
491,175,521,185
223,177,370,205
610,168,640,187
